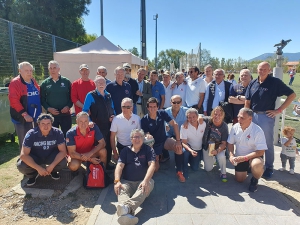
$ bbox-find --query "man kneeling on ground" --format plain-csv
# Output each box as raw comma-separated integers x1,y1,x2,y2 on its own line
227,108,267,192
114,129,156,225
17,113,67,186
66,111,107,171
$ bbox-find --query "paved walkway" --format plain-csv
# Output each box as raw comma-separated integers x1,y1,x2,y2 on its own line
88,145,300,225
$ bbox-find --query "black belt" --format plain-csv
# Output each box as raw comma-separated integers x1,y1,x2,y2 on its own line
253,111,266,114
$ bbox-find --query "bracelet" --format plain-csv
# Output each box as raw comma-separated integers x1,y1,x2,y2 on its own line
238,95,241,101
22,112,28,117
277,108,282,113
244,156,249,161
114,179,120,184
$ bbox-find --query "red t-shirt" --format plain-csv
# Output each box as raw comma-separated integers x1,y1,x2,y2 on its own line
71,78,96,115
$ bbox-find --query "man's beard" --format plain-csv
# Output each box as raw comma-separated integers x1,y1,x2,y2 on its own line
125,74,131,79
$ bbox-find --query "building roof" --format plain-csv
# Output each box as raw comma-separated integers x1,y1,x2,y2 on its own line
285,61,299,66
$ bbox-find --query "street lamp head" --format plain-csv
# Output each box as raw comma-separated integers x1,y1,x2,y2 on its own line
153,14,158,20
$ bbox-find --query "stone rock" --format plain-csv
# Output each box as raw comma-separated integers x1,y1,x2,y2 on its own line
32,207,40,213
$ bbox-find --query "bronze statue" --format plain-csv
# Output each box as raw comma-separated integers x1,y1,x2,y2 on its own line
274,39,292,55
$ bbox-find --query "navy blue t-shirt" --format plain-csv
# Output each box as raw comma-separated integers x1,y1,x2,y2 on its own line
23,127,65,159
106,81,132,114
118,144,156,181
141,110,172,145
245,76,294,111
229,83,247,118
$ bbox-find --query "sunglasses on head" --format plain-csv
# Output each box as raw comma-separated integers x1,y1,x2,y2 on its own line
172,101,182,104
122,106,132,109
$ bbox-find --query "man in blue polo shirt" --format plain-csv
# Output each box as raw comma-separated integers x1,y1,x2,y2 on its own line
245,61,296,179
106,66,132,114
141,97,185,183
66,112,107,171
150,70,165,109
17,113,67,186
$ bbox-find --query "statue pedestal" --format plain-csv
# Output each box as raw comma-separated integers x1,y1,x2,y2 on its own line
273,65,283,145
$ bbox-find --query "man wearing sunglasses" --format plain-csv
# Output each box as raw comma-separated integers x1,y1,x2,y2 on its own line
110,98,141,160
17,113,67,186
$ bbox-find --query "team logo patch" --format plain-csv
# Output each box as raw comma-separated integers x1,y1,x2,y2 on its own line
246,134,251,140
61,83,65,87
125,90,129,94
149,123,153,126
46,85,52,89
132,121,136,125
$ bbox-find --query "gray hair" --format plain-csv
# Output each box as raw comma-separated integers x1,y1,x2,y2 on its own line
213,68,225,76
204,64,213,70
175,72,184,79
97,66,107,73
239,108,253,117
37,113,54,124
130,129,145,139
18,61,33,70
185,108,198,117
76,111,89,120
94,75,105,83
114,66,125,75
240,69,251,77
121,97,133,106
48,60,59,68
137,68,146,73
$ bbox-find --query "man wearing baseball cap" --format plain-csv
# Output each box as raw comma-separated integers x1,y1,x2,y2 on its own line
71,64,96,115
123,63,139,114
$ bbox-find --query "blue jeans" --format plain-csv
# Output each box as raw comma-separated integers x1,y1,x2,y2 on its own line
289,77,294,85
183,148,202,179
280,153,295,170
252,113,275,169
133,104,137,114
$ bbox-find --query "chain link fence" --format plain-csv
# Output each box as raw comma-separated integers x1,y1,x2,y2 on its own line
0,18,81,85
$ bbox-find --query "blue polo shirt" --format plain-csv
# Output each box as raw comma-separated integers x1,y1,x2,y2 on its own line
66,125,103,154
229,83,247,118
23,127,65,159
151,81,165,104
118,144,156,181
245,76,294,111
165,106,188,137
141,110,172,145
106,80,132,114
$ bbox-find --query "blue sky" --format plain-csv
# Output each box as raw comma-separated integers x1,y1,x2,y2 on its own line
83,0,300,61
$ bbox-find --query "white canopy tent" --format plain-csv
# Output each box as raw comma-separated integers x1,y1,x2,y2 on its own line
54,35,147,82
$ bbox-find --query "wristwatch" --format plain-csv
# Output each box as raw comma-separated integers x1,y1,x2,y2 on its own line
114,179,120,184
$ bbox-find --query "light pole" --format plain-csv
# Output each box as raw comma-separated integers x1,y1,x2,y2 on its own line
153,14,158,70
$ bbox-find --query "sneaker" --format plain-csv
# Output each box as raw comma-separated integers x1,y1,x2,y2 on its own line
249,177,258,192
50,172,60,180
262,168,273,179
176,171,186,183
220,173,227,182
289,169,295,175
117,214,138,225
27,174,39,186
279,167,286,171
117,204,129,216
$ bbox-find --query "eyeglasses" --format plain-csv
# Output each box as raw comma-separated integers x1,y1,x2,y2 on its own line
171,101,182,104
122,106,132,109
38,115,52,120
131,136,142,140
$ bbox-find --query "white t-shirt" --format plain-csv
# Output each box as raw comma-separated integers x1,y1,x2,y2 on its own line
185,77,206,107
110,113,141,146
161,81,174,108
180,122,206,150
227,122,267,156
172,83,187,106
281,137,297,157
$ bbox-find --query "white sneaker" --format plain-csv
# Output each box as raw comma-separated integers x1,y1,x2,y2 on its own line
117,204,129,216
279,167,286,171
117,214,138,225
289,169,295,175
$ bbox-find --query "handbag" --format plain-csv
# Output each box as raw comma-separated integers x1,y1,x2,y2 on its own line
83,162,110,189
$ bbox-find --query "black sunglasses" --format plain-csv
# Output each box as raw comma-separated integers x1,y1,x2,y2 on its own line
172,101,182,104
122,106,132,109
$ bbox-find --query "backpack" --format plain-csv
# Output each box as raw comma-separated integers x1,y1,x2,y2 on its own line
83,162,110,189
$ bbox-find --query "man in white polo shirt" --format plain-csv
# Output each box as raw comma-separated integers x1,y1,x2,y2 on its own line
180,108,206,179
185,66,206,113
227,108,267,192
161,71,174,109
110,98,140,159
172,72,187,106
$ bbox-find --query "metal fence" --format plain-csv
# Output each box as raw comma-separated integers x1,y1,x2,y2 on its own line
0,18,81,85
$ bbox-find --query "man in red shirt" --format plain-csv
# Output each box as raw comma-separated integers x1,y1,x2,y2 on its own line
66,112,107,171
71,64,96,115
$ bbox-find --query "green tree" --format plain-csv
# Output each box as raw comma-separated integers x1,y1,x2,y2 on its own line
157,49,186,70
3,0,91,42
128,47,139,57
209,57,220,70
73,33,97,45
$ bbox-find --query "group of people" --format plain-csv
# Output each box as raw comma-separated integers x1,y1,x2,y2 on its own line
9,60,296,225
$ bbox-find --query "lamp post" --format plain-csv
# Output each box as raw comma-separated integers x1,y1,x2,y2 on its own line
153,14,158,70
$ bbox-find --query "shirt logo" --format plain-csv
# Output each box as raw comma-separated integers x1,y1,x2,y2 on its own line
246,134,251,140
46,85,52,89
27,91,39,96
149,123,153,126
125,90,129,94
132,121,136,125
61,83,65,87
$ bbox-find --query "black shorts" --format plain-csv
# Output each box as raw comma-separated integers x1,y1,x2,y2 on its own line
235,161,250,172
